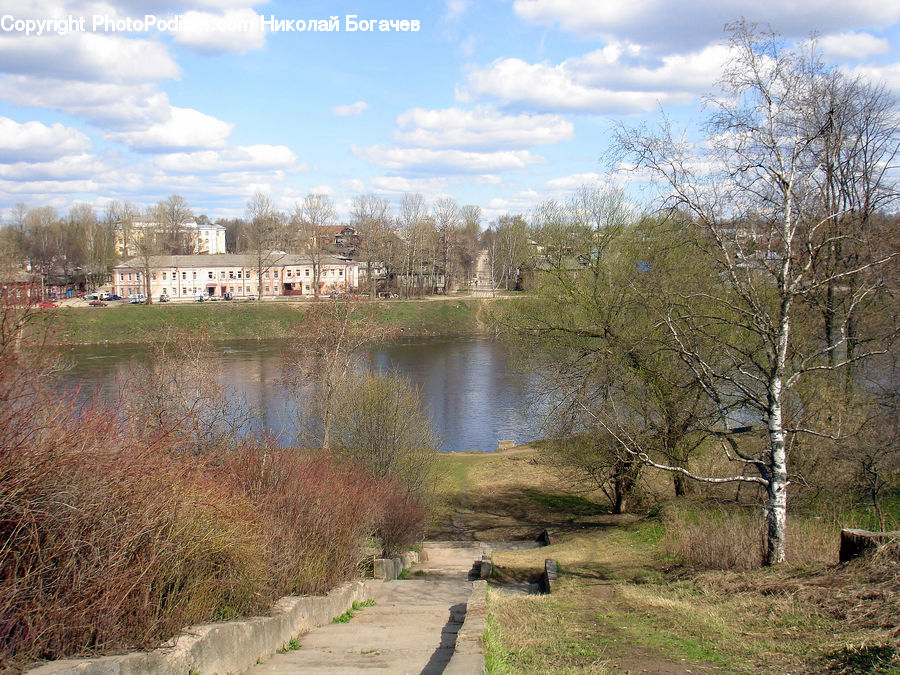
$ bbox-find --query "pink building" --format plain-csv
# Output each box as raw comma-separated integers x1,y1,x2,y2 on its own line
113,254,359,301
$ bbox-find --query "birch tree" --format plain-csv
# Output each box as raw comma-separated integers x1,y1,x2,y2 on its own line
616,21,899,564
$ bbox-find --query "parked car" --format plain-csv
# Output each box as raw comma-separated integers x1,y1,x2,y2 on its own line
88,300,107,307
129,294,146,304
194,292,209,302
159,293,170,303
38,301,58,308
84,293,99,301
223,292,233,300
106,294,121,301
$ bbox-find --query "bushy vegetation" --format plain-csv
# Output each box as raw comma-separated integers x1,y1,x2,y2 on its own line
0,303,428,668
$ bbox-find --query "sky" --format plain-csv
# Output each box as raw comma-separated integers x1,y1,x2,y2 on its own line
2,0,900,223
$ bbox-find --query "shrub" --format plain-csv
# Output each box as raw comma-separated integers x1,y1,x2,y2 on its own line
223,445,387,595
0,401,267,666
376,489,427,557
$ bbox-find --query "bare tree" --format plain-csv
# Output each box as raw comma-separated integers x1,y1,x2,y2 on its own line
68,204,113,291
152,194,193,255
350,193,392,297
458,205,482,290
294,194,335,299
245,191,287,300
616,21,899,564
433,197,460,293
283,299,393,448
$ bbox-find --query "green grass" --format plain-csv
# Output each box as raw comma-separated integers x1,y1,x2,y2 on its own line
276,637,302,653
332,599,375,623
45,298,485,344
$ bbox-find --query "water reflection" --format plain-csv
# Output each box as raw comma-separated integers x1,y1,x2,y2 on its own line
58,336,545,453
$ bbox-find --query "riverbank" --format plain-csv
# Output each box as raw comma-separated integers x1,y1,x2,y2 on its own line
42,296,492,345
434,446,900,673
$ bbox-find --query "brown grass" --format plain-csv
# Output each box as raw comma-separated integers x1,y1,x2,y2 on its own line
0,306,427,667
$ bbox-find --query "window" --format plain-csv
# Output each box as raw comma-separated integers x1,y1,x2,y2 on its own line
265,286,270,293
151,273,156,281
208,271,214,279
305,268,310,276
128,273,132,281
237,270,242,279
119,273,124,281
305,285,310,292
182,271,187,280
162,272,167,280
339,269,343,277
230,286,234,293
287,269,292,277
274,270,279,279
229,271,234,279
192,271,197,280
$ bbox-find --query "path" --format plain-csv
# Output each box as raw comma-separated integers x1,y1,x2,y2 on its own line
249,543,484,674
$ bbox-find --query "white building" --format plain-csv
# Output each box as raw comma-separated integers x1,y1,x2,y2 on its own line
115,220,227,256
113,254,359,300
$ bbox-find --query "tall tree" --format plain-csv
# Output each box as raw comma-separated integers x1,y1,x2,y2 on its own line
458,205,482,290
152,194,193,254
432,197,460,293
244,191,287,300
398,193,429,298
293,194,335,299
616,21,899,564
350,193,392,297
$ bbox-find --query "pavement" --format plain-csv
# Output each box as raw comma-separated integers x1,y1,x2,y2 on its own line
249,542,484,674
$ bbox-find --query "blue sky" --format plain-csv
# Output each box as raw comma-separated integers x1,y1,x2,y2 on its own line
2,0,900,223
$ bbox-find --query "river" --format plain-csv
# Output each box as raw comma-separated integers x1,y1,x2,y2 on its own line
58,335,546,453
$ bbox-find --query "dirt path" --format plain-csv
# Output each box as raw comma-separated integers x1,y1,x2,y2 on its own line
249,543,483,674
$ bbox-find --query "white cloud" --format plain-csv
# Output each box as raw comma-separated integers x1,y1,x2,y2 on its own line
369,175,454,196
333,101,370,116
353,145,544,173
0,117,91,162
545,172,608,190
152,145,300,173
0,32,179,83
847,60,900,92
341,178,366,192
462,44,730,113
0,76,172,129
395,106,574,149
0,153,110,181
444,0,469,21
819,31,891,62
104,107,234,150
173,9,266,54
306,185,335,196
512,0,900,53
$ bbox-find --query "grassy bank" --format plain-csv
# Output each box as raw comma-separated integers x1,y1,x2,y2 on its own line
44,297,486,344
434,447,900,674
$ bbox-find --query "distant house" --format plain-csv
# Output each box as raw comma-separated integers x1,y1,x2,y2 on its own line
317,225,360,250
114,220,227,256
0,270,41,304
113,254,359,300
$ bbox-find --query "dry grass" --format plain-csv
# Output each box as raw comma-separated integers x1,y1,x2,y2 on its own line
445,443,900,673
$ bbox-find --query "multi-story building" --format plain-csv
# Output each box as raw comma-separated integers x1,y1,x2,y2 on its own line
114,220,227,256
113,254,358,300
